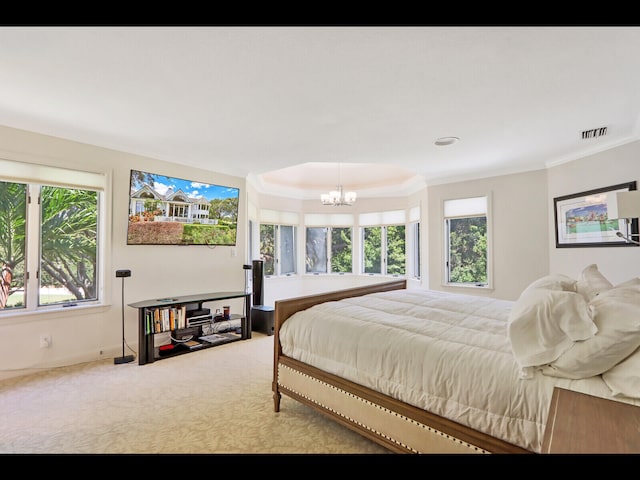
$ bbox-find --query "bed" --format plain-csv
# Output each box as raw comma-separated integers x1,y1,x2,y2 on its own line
272,266,640,453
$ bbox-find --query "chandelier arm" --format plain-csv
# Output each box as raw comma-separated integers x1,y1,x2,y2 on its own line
320,166,357,206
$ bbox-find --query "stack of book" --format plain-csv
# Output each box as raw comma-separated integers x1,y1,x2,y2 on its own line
182,340,205,350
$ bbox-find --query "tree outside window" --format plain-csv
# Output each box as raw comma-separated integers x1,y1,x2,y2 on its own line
363,226,382,274
39,185,98,305
1,180,100,309
305,227,352,274
444,196,488,287
259,223,296,276
259,224,275,276
0,181,26,309
362,225,405,275
446,216,487,285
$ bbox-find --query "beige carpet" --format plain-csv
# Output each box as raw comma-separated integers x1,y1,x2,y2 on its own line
0,333,388,454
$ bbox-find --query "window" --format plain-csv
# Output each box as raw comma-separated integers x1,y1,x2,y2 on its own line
259,224,275,275
0,181,26,309
259,223,296,276
0,159,105,311
444,196,488,287
362,226,382,274
305,227,352,274
386,225,406,275
409,221,421,279
279,225,296,275
40,186,99,304
408,205,421,280
360,210,407,277
362,225,406,275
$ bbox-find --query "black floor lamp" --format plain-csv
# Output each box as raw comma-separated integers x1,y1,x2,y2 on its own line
114,269,135,364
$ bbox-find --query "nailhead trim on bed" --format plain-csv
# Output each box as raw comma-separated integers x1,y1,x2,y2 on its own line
278,364,487,454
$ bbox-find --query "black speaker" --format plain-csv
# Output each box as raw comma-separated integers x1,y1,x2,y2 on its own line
252,259,264,306
251,305,274,335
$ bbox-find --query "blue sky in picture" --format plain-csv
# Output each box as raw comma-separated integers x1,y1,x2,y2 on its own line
137,171,238,201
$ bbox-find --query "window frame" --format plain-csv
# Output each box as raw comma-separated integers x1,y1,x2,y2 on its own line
0,158,108,315
443,195,491,289
252,208,417,281
258,222,297,277
305,226,353,275
37,183,101,307
409,220,421,280
361,224,407,277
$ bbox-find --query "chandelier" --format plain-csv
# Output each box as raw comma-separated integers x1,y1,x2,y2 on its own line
320,163,357,206
321,185,357,206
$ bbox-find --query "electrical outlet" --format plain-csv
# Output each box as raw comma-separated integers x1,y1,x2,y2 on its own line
39,334,52,348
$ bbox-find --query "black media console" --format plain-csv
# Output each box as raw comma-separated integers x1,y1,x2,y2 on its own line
129,291,251,365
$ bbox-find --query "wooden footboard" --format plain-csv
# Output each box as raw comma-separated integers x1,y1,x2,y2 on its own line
272,280,531,454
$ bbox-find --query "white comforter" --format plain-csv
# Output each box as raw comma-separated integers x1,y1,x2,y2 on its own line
278,288,622,453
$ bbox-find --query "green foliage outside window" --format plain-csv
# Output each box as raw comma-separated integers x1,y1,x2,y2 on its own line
260,224,275,275
0,181,26,308
363,226,381,274
448,216,487,284
0,181,99,309
40,186,98,303
330,227,352,273
363,225,406,275
386,225,406,275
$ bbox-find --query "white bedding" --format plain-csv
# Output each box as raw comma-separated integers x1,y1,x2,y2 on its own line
278,288,636,453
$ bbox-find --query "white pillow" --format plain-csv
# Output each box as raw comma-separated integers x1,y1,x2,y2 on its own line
576,264,613,301
615,277,640,289
542,285,640,379
508,288,596,369
602,346,640,399
523,273,577,293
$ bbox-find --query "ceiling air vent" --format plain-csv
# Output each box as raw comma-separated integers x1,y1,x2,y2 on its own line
581,127,608,139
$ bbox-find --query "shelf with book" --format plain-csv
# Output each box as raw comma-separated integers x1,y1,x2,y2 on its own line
129,291,251,365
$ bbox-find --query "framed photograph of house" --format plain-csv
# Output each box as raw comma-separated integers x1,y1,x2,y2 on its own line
554,181,638,248
127,169,240,246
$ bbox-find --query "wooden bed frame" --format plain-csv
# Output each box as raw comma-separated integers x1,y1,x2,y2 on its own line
272,280,531,454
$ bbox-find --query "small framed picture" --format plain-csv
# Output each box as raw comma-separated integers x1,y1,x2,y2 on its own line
554,181,638,248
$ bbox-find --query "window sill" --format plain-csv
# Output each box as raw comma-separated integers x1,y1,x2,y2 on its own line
442,282,493,291
0,302,110,324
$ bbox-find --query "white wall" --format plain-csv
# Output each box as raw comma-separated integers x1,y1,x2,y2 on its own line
427,169,550,301
548,140,640,285
3,124,639,379
0,125,248,380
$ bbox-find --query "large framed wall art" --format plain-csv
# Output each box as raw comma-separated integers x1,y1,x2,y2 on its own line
554,181,638,248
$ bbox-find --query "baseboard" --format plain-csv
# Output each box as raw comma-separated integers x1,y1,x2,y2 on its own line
0,344,128,381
